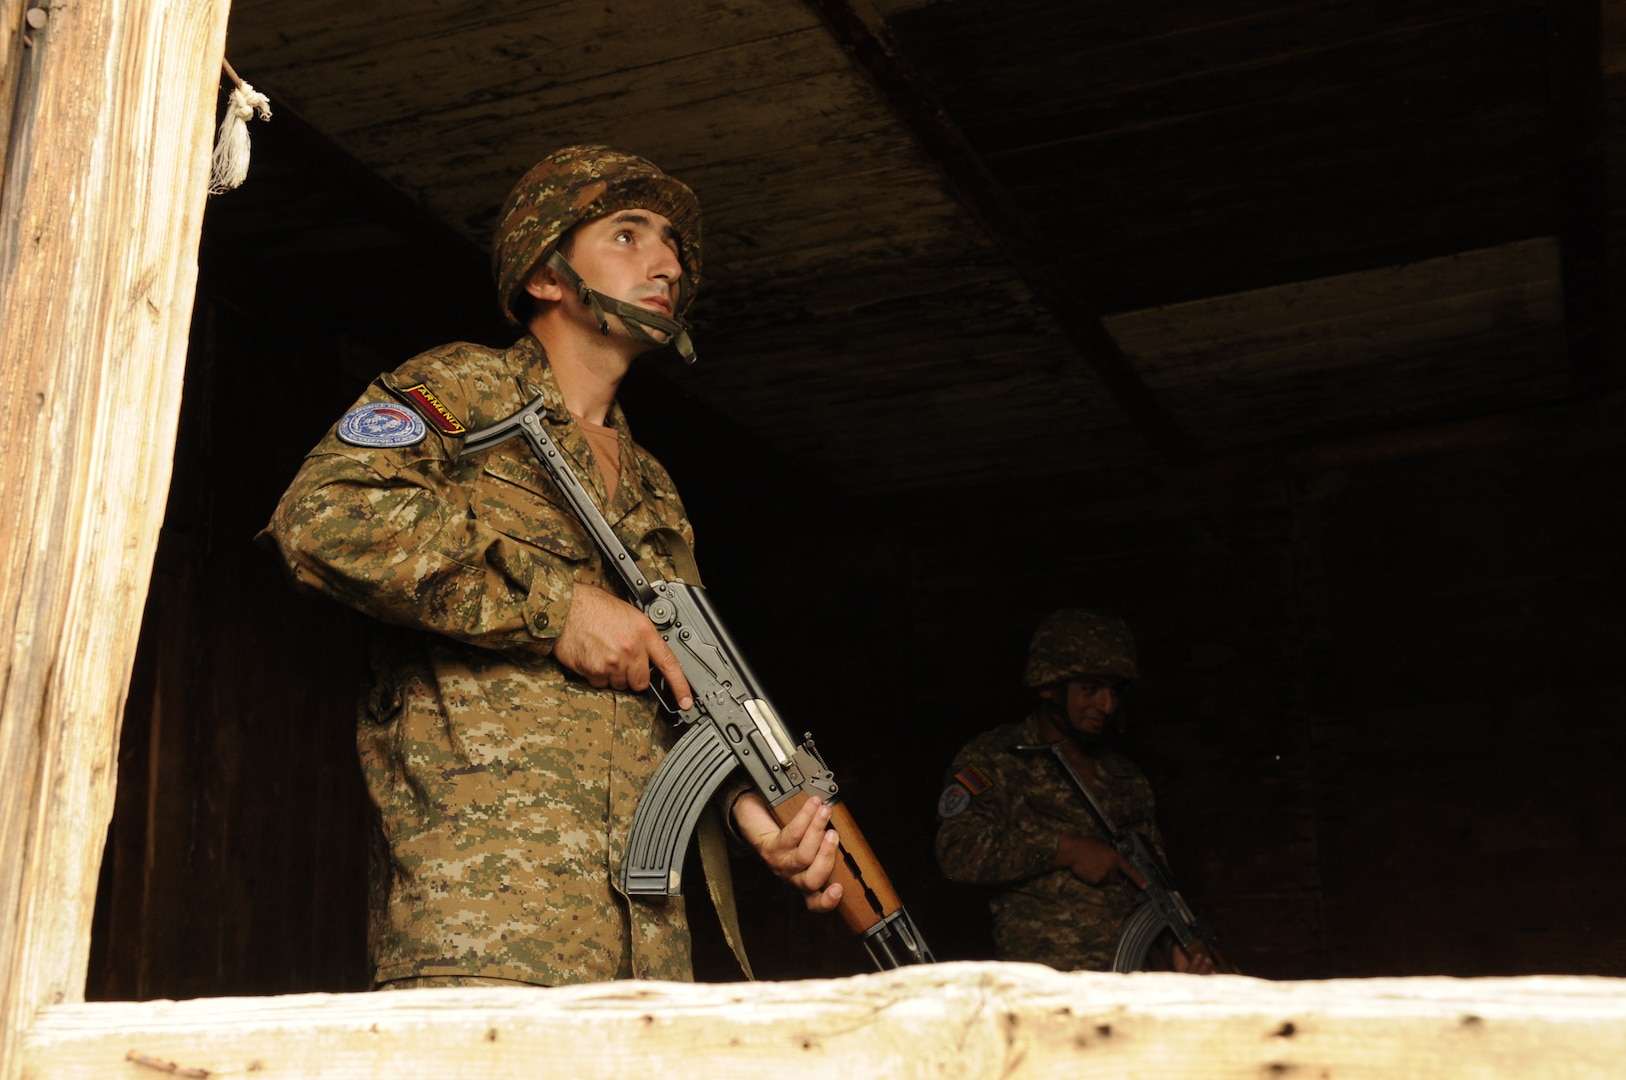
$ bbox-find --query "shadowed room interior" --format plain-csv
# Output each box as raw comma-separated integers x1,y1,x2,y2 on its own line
87,0,1624,998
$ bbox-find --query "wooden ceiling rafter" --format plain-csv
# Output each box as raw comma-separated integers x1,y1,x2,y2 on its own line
801,0,1200,467
891,386,1626,528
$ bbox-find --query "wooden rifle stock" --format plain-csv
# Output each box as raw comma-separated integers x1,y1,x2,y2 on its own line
771,794,902,937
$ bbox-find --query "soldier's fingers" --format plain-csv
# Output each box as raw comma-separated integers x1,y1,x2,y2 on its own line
797,827,839,886
794,803,834,863
1120,857,1149,890
645,630,693,710
778,795,824,849
625,655,652,693
802,881,843,913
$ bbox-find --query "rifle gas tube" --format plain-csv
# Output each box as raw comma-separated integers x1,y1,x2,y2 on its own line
462,397,934,970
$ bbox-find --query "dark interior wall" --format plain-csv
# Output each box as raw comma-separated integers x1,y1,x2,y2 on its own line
85,292,432,998
888,408,1626,981
89,294,379,998
1297,425,1626,977
87,120,1626,997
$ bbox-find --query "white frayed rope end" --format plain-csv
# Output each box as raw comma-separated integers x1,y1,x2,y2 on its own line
209,81,272,194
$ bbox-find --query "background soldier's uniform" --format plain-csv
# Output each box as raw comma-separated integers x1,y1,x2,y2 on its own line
263,335,694,986
935,716,1165,971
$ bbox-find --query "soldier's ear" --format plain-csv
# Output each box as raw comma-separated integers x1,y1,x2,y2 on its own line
524,262,566,304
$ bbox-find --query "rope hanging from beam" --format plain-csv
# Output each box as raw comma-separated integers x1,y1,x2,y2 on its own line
209,60,271,194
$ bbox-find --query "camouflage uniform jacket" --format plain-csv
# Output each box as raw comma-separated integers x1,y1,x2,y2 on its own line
934,715,1165,971
263,335,693,986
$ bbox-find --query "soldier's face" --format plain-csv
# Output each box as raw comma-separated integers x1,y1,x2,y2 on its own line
524,207,685,351
570,208,683,333
1055,676,1120,736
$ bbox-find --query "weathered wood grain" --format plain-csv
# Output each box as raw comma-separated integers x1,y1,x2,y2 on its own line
228,0,818,88
0,0,24,192
360,68,910,226
268,22,841,147
0,0,230,1071
1103,239,1570,450
901,0,1537,153
896,0,1554,315
23,964,1626,1078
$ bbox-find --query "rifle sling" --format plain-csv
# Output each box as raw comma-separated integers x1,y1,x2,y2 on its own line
697,807,755,980
1014,740,1124,839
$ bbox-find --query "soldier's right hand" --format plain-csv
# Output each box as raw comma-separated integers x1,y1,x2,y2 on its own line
1054,833,1148,888
553,583,694,710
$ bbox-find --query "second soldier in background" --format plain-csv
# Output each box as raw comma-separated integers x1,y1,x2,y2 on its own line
935,609,1215,973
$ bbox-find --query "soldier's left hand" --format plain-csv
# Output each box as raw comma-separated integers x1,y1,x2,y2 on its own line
732,792,844,912
1173,944,1218,975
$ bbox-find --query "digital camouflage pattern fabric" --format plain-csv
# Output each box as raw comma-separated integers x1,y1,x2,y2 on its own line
934,715,1163,971
1022,609,1140,688
492,145,703,326
263,335,695,986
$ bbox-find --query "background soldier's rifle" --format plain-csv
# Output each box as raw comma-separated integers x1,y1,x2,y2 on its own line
462,398,934,970
1014,739,1236,973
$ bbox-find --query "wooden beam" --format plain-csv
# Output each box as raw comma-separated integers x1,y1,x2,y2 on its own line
0,0,231,1073
20,965,1626,1078
895,387,1626,526
1548,0,1612,395
802,0,1197,465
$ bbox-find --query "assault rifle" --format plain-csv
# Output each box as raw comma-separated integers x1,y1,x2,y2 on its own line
1014,739,1234,974
461,397,934,970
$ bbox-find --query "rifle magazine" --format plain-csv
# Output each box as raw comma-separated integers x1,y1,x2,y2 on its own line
622,721,739,896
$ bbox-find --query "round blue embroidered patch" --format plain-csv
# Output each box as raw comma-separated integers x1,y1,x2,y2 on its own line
337,402,428,448
937,783,971,820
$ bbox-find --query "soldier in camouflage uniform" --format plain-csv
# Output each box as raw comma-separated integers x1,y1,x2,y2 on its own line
263,146,841,989
935,610,1213,973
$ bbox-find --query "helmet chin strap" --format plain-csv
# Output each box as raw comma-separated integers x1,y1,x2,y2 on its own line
545,250,696,364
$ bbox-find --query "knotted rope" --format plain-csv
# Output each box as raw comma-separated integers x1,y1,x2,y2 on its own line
209,59,272,194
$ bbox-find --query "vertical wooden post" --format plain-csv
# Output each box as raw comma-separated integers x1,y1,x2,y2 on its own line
0,0,26,187
0,0,231,1073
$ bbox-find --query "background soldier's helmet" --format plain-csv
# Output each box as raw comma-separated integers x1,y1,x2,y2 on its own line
1022,609,1140,687
491,145,703,327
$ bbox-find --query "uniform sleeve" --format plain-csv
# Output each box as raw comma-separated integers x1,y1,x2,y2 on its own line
934,742,1060,886
261,367,579,654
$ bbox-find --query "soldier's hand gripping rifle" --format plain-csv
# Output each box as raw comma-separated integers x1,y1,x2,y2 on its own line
461,397,934,970
1014,740,1235,974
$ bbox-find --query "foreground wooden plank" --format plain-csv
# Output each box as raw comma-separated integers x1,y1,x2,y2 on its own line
23,963,1626,1079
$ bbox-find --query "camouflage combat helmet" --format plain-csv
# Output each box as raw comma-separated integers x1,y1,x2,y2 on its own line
1022,609,1139,687
492,145,702,362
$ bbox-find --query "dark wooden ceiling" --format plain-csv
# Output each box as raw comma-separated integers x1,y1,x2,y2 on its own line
213,0,1620,496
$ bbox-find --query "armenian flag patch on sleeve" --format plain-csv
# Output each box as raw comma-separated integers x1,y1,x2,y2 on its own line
392,382,467,435
954,763,992,795
937,762,993,819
